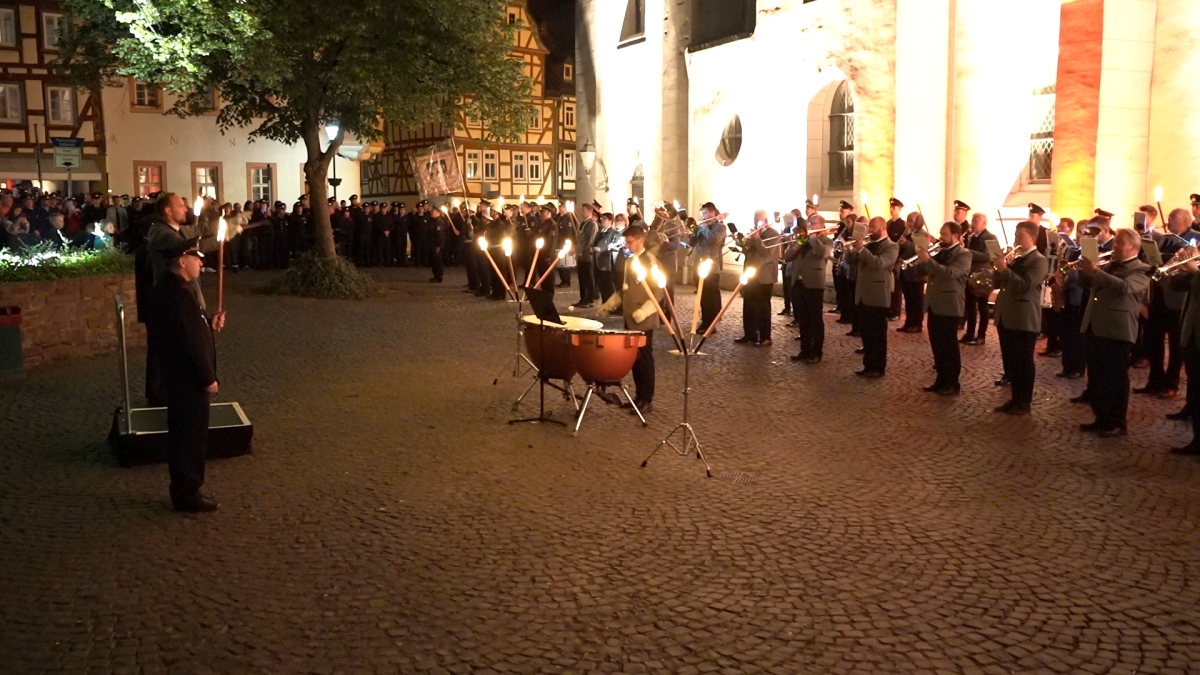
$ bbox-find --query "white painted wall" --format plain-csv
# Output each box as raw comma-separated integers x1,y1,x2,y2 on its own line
1148,0,1200,216
101,82,360,205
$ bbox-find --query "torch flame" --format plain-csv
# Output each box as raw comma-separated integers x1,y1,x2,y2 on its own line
535,237,545,249
566,200,574,212
558,240,572,258
812,194,819,206
673,200,681,211
651,265,667,289
1154,186,1163,203
537,195,546,205
477,236,488,251
697,258,713,279
192,196,204,217
519,194,526,203
452,198,460,208
632,256,646,281
740,267,757,285
497,196,506,207
860,190,868,208
217,217,227,243
440,205,449,214
502,237,513,257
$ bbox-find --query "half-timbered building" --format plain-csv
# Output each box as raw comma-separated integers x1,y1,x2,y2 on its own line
0,0,103,194
361,1,575,206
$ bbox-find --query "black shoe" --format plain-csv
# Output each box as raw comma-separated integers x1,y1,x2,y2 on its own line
630,400,652,415
922,383,943,393
1097,425,1127,438
836,319,854,324
936,384,961,397
1170,443,1200,455
734,335,754,344
790,352,809,362
854,348,864,354
1004,403,1031,415
576,303,594,309
1132,386,1161,395
993,401,1015,413
596,390,621,406
174,494,219,513
1167,409,1192,421
958,335,974,344
777,310,791,316
786,321,799,328
755,339,773,347
1069,394,1090,404
846,331,861,337
1079,421,1105,433
805,355,822,364
794,335,802,341
994,378,1010,387
856,369,883,378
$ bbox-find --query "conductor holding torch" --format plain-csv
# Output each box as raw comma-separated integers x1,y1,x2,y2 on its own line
597,222,665,414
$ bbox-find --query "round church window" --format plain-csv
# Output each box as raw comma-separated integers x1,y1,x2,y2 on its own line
716,114,742,167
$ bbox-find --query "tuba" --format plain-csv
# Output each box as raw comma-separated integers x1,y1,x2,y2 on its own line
967,269,995,298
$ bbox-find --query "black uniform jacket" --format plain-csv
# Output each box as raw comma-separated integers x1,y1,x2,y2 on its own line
151,271,217,393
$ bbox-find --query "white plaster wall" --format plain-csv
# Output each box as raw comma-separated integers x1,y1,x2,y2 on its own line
949,0,1059,221
894,0,950,219
101,83,359,204
1094,0,1156,222
1148,0,1200,216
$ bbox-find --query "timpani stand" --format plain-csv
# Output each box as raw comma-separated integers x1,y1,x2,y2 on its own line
509,286,585,426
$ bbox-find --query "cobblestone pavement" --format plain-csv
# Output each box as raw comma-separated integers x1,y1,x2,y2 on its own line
3,265,1200,675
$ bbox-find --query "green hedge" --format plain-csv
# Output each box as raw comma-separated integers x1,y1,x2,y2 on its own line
0,243,135,283
263,253,381,300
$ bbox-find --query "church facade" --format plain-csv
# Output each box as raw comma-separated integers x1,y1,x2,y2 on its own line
578,0,1195,254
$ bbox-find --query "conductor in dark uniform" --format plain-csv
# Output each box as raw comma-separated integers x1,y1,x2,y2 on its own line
151,237,224,513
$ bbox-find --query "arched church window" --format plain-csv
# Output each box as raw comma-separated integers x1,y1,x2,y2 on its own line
1030,84,1055,181
828,81,854,190
716,115,742,167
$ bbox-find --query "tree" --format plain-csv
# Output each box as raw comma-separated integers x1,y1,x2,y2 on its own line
57,0,536,261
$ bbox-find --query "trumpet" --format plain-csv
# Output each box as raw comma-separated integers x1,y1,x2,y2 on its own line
900,243,943,269
1152,252,1200,280
762,225,840,249
1059,250,1112,274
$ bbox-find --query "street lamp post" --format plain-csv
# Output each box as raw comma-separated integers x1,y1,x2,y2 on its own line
326,124,342,202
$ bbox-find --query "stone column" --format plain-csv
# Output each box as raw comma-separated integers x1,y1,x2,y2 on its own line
660,0,690,207
1148,0,1199,215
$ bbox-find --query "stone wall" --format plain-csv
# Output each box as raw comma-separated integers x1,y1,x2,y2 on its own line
0,274,143,370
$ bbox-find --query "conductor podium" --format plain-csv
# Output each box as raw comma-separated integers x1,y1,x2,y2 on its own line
108,296,253,467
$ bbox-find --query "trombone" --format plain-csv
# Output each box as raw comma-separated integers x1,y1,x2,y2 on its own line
763,225,840,249
900,242,943,269
1059,250,1112,274
1152,252,1200,280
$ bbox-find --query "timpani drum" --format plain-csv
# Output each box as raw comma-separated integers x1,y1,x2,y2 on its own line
522,315,603,380
568,329,647,384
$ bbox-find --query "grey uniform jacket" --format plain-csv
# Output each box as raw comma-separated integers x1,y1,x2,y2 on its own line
744,227,781,286
784,235,831,290
852,238,900,307
993,249,1049,333
1177,272,1200,348
577,218,597,263
614,250,665,333
1080,257,1152,344
920,244,972,318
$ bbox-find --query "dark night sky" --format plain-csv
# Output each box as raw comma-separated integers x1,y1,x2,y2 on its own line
527,0,575,59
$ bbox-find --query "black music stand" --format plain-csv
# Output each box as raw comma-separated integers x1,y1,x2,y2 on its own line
510,286,566,426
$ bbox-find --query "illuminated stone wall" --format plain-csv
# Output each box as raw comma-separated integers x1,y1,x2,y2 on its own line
1148,0,1200,215
0,274,143,370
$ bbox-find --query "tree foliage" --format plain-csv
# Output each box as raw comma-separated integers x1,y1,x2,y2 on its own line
57,0,537,261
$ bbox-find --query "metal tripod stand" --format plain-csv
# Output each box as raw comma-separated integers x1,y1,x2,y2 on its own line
640,338,711,477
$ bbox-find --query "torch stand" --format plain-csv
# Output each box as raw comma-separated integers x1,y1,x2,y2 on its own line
640,339,711,477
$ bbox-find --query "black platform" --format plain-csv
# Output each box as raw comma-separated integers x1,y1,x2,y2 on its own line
108,402,254,467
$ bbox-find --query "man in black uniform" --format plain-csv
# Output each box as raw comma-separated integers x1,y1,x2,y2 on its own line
428,205,448,282
151,236,224,513
886,198,906,320
961,209,994,345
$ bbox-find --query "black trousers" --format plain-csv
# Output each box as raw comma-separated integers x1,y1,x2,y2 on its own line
901,278,925,328
964,291,990,340
597,270,615,303
430,246,444,281
998,325,1038,405
557,267,572,287
1185,343,1200,433
632,329,655,403
781,270,793,313
167,388,210,505
699,275,722,332
1085,332,1132,427
1060,305,1086,376
577,260,596,303
465,247,480,290
1043,308,1062,351
890,270,903,318
1146,307,1183,391
928,312,961,387
742,283,772,341
392,228,408,266
797,286,825,357
144,323,166,407
858,303,888,372
834,271,848,315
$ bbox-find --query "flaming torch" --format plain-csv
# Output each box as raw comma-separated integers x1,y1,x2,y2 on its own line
526,237,545,288
695,267,756,353
1155,186,1164,229
861,190,871,219
479,237,513,300
535,240,571,288
502,236,517,299
216,217,227,312
691,258,714,337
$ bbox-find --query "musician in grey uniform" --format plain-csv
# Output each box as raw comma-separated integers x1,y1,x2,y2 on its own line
736,210,780,347
1168,244,1200,453
1076,228,1152,436
689,202,726,332
596,222,664,414
785,213,832,363
849,217,899,377
916,221,972,395
992,221,1050,415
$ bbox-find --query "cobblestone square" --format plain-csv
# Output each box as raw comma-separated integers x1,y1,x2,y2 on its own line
3,267,1200,674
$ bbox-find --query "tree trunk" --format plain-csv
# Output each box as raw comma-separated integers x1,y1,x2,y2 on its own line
302,119,341,260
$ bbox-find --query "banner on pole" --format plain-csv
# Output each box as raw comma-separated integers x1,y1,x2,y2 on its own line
408,139,464,199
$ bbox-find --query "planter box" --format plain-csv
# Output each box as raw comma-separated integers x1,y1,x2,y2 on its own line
0,274,144,370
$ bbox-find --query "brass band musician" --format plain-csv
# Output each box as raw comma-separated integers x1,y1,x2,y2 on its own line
785,213,833,363
849,217,899,377
916,221,972,395
992,221,1049,415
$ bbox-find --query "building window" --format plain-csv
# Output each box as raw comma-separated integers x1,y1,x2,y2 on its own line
564,63,574,81
512,152,526,182
531,109,541,130
466,151,480,180
192,88,217,114
620,0,645,43
0,83,22,124
564,103,575,128
0,9,17,48
690,0,756,51
528,153,542,182
483,152,497,180
131,80,163,111
134,161,166,197
248,164,273,203
42,12,62,50
192,162,221,201
508,12,517,24
562,151,576,181
715,114,742,167
46,87,74,125
828,81,855,190
1030,84,1055,182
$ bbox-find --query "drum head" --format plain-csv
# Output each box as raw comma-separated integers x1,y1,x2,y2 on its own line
521,315,603,331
